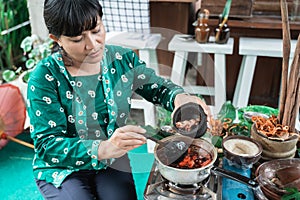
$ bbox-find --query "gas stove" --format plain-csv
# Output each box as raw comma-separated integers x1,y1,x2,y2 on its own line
144,163,221,200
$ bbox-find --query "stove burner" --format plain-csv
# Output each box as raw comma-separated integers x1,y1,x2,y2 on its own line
163,176,210,195
165,182,202,195
144,165,219,200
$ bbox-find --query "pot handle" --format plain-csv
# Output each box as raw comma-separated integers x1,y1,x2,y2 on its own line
210,166,259,188
210,166,268,199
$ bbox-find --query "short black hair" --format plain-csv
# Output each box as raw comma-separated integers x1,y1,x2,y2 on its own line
44,0,103,37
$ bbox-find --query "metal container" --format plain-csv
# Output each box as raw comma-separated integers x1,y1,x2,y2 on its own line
255,158,300,200
154,135,217,185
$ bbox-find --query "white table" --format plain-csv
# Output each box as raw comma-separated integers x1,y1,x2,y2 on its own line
233,37,297,108
168,34,234,113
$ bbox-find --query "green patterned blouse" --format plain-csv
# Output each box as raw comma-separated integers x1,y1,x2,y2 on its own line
27,45,184,187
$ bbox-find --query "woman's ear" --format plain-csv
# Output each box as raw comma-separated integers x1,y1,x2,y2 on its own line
49,34,61,46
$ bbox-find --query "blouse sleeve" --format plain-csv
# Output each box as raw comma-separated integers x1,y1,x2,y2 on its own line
129,51,185,111
27,62,106,170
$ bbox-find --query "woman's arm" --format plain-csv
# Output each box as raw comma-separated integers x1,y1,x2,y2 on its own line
127,50,211,118
27,64,104,169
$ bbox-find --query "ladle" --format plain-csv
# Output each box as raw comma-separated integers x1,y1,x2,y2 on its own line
145,134,189,165
142,102,208,164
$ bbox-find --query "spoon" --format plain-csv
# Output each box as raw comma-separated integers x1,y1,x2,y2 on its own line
179,35,195,41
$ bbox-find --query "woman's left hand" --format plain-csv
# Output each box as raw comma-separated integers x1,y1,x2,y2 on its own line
173,93,211,121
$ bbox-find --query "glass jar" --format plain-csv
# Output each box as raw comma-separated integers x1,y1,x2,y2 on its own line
215,15,230,44
195,13,210,43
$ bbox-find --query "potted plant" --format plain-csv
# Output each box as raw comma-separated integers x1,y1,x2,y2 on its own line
2,35,53,99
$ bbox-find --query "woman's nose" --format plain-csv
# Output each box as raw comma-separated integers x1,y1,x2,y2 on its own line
85,34,96,50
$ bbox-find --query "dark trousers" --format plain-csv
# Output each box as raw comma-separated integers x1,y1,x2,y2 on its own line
36,155,137,200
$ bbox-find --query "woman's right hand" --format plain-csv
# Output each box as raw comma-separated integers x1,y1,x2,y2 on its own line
97,125,147,160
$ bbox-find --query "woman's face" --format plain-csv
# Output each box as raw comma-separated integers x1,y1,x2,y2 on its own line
51,17,106,66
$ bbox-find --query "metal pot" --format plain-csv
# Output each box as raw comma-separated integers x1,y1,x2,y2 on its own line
154,135,217,185
153,135,269,199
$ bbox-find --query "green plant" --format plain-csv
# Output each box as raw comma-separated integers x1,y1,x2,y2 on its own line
156,106,172,128
282,188,300,200
0,0,30,71
2,35,53,83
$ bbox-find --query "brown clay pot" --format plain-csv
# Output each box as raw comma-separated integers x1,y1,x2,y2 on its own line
255,158,300,200
250,124,298,160
222,135,262,168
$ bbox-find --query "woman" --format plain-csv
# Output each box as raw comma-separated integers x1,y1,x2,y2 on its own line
27,0,209,199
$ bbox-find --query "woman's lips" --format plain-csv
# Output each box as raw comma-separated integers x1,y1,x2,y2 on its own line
88,50,101,58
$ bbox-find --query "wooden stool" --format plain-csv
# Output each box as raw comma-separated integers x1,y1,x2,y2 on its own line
233,37,297,108
168,34,234,114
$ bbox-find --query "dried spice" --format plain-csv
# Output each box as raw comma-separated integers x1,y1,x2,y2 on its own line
170,145,212,169
175,117,201,132
278,0,300,133
252,115,298,141
208,118,231,136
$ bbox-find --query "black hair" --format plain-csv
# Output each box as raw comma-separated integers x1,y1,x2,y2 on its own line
44,0,103,38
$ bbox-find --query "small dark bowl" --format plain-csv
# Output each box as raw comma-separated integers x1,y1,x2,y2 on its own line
222,135,262,168
173,102,207,138
255,158,300,200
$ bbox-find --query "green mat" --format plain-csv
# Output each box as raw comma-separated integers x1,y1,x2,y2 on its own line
0,132,42,200
0,132,154,200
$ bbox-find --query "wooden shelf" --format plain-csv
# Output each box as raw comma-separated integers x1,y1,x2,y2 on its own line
228,17,300,30
208,16,300,31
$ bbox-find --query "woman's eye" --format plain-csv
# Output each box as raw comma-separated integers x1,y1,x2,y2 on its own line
92,28,101,34
71,38,83,43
